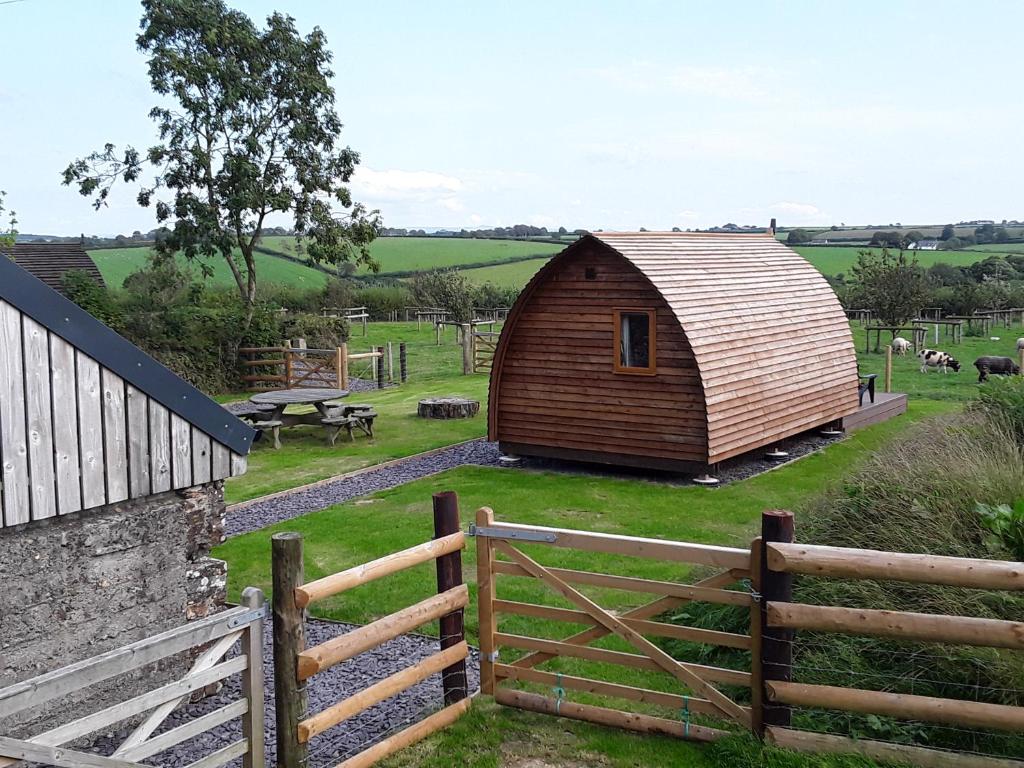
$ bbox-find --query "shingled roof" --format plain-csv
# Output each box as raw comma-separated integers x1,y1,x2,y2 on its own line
7,242,105,295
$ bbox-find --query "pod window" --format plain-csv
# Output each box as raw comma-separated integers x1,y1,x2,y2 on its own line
613,309,656,374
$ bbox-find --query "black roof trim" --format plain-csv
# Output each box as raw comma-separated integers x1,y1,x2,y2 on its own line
0,255,254,456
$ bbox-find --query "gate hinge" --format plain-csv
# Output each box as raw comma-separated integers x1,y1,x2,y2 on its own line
227,605,268,628
468,524,557,543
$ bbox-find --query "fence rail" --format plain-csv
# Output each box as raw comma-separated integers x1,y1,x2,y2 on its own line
239,343,407,392
271,492,471,768
0,592,266,768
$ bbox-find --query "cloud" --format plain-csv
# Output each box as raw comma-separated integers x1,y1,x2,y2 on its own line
351,168,463,201
738,201,829,226
590,62,783,103
677,210,700,220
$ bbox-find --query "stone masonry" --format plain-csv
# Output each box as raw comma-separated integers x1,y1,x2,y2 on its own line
0,482,228,736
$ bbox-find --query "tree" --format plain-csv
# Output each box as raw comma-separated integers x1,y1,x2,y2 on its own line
62,0,380,325
975,223,997,244
902,230,925,247
786,228,813,244
0,190,16,253
410,270,473,322
849,248,929,326
939,224,955,241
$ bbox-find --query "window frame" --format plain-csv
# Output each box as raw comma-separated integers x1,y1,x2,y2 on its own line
612,308,657,375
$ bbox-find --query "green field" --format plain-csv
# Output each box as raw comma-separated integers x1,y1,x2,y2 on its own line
460,256,550,286
792,245,987,276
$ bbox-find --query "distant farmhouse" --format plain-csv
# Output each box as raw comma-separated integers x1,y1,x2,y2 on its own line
909,239,941,250
7,241,105,295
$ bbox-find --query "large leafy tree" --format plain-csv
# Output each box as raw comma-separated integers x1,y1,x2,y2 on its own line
849,248,929,326
63,0,380,324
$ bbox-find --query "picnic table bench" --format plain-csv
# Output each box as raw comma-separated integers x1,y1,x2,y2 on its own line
321,403,378,445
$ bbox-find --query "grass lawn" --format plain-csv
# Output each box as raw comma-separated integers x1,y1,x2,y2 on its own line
459,256,550,286
218,399,955,767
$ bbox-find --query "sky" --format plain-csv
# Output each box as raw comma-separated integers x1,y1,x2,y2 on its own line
2,0,1023,236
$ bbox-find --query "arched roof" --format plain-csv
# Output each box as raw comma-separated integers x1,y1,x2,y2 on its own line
492,232,859,464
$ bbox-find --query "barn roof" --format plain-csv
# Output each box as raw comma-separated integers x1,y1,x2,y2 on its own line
0,255,254,457
563,232,858,462
7,242,105,295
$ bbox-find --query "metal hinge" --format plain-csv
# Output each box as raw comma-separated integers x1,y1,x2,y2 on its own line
227,605,268,628
468,524,557,543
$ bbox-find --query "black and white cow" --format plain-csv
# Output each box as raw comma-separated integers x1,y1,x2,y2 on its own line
974,356,1021,382
918,349,960,374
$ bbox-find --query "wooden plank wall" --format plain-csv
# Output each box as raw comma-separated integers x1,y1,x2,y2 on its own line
493,246,708,465
0,299,246,529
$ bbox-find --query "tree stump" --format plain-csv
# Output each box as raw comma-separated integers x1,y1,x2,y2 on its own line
417,397,480,419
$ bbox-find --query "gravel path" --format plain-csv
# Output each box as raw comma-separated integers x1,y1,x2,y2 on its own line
227,439,501,537
92,618,480,768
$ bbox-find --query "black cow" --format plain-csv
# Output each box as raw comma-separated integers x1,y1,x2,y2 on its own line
974,356,1021,382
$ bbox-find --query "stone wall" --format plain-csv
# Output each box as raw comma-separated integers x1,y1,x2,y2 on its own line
0,482,228,736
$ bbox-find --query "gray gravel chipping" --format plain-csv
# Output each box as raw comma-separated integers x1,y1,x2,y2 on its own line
91,619,479,768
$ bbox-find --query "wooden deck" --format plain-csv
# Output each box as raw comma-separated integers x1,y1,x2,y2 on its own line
842,392,908,431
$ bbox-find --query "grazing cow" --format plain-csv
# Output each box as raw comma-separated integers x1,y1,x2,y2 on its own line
918,349,961,374
1017,337,1024,352
891,337,912,356
975,356,1021,382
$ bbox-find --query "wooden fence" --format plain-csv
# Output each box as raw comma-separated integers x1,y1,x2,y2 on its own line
271,492,471,768
474,508,755,741
471,331,499,373
239,344,406,392
0,590,266,768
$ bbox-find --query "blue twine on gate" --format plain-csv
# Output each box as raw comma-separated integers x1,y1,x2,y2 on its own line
681,695,691,738
553,673,565,714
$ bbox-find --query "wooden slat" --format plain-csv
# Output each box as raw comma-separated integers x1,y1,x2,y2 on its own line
495,634,751,688
149,401,171,493
0,605,252,717
766,726,1024,768
494,541,750,726
492,561,750,604
101,369,128,503
118,700,248,763
767,680,1024,732
171,413,192,488
23,316,56,520
49,334,81,515
76,352,105,510
0,737,148,768
181,739,249,768
336,697,471,768
493,599,751,649
494,689,728,743
191,428,212,485
296,532,465,608
484,521,749,570
125,385,150,498
766,542,1024,591
766,601,1024,649
299,642,469,742
211,442,230,480
0,301,29,525
297,585,469,680
231,452,247,477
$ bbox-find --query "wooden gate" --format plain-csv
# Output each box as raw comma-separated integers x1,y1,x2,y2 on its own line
472,331,498,373
0,590,266,768
473,508,755,741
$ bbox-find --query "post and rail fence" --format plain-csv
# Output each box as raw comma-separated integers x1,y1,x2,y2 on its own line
271,492,471,768
239,343,406,392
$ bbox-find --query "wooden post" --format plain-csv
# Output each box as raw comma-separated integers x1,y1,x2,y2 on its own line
272,532,307,768
400,342,408,383
362,314,368,337
475,506,497,695
436,321,442,346
336,345,348,390
387,341,394,383
884,345,892,393
240,587,266,768
376,346,386,389
461,324,472,375
759,510,795,732
284,349,293,389
748,537,765,739
1019,347,1024,376
432,492,468,705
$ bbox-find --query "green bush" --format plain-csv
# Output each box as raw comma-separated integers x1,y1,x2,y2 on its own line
976,375,1024,443
63,270,123,327
280,313,349,349
352,284,411,318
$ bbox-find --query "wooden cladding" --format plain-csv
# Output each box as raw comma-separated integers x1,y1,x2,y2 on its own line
490,232,859,470
0,299,244,528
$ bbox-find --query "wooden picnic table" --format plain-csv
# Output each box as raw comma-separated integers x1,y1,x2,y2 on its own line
249,388,350,428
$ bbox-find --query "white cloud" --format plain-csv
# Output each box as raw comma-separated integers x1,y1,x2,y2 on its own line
738,201,829,226
440,197,465,212
590,62,783,103
677,210,700,220
351,168,463,201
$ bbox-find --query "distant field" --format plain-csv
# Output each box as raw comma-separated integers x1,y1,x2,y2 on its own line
779,225,1019,242
90,246,329,290
460,257,550,286
793,245,988,276
261,235,563,275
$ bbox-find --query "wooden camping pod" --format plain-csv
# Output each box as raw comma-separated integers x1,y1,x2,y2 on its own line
487,233,859,470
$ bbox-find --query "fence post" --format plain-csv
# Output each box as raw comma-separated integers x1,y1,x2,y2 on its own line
432,492,468,705
240,587,266,768
759,509,795,734
436,321,442,346
884,344,892,393
387,341,394,383
337,344,348,390
284,349,294,389
461,324,473,375
400,342,408,383
272,533,308,768
476,506,497,695
376,346,386,389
